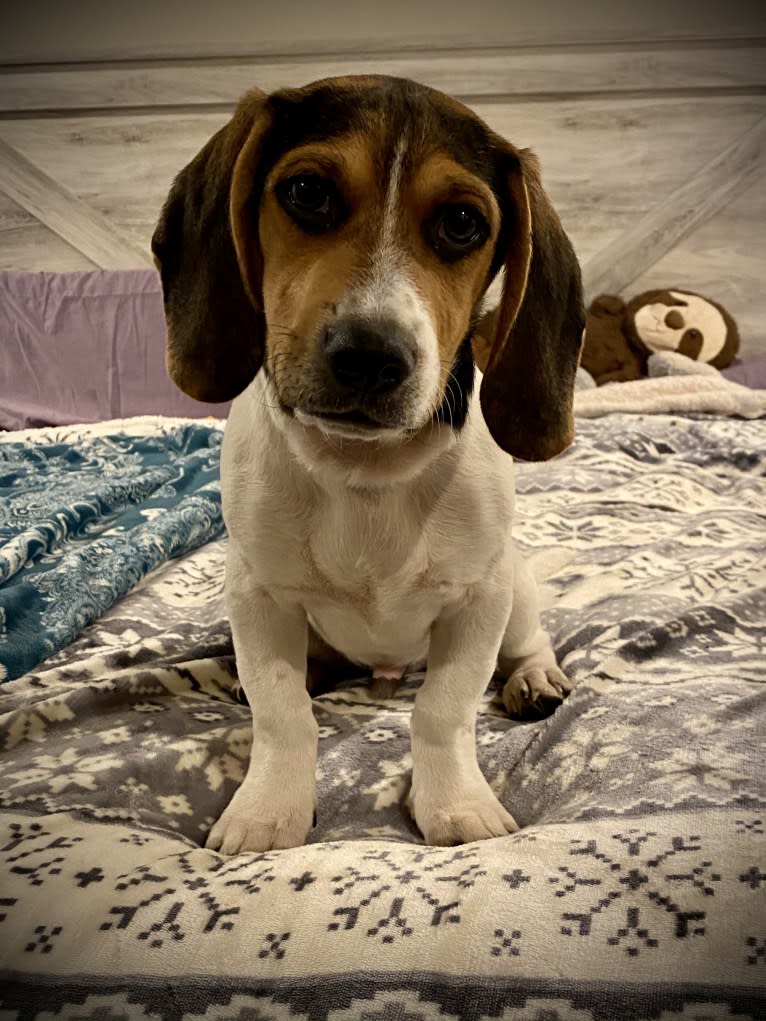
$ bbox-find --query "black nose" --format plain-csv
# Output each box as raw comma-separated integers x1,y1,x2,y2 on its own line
324,318,415,395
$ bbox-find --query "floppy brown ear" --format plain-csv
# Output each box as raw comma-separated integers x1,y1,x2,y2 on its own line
479,148,584,461
151,89,272,402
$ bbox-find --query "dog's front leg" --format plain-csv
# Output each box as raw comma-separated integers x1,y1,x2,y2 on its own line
408,584,519,846
206,562,317,854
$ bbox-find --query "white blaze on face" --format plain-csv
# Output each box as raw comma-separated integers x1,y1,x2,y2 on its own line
633,291,728,361
336,137,442,421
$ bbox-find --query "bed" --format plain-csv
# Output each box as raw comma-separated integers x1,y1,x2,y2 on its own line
1,271,765,1021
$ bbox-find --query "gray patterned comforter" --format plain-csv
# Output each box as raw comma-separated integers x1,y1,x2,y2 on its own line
0,411,764,1020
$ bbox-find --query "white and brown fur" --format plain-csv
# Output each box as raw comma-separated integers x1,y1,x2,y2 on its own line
152,75,585,852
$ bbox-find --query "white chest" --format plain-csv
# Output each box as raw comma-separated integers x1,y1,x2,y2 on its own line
223,383,514,669
301,491,465,666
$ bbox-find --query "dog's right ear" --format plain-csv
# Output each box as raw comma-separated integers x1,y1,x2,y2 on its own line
151,89,273,402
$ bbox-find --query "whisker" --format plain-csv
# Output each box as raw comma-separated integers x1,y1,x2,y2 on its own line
444,375,456,431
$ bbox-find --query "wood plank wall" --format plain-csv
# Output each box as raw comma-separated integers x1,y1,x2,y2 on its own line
0,38,764,352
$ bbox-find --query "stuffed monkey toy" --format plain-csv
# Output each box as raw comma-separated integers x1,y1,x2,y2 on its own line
580,289,740,386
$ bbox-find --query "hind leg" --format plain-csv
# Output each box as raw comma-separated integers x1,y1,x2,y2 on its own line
499,545,572,718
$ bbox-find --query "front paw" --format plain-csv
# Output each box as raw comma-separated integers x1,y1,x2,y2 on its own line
407,779,518,846
503,664,572,719
206,778,315,854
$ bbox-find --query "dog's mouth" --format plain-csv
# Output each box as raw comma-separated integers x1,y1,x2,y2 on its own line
268,377,418,441
294,405,405,439
314,409,382,429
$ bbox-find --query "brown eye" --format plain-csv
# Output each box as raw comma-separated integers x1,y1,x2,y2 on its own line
430,204,488,260
279,175,341,233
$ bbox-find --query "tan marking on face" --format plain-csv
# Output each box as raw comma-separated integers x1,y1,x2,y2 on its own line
402,152,500,398
258,133,385,405
257,133,500,425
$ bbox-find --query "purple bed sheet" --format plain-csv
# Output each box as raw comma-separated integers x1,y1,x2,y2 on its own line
0,269,229,430
2,269,764,432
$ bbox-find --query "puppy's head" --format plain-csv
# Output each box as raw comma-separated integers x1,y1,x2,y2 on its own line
152,76,583,461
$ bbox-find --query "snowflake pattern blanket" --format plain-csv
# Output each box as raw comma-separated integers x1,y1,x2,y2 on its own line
0,412,764,1021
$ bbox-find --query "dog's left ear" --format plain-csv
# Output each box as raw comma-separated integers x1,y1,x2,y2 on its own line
479,148,584,461
151,89,273,403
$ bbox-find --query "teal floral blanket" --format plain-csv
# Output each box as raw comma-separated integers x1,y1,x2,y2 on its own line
0,418,224,681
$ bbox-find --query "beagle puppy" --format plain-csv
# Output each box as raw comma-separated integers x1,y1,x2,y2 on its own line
152,75,584,853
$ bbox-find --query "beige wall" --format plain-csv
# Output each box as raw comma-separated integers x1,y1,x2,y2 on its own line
1,0,765,63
